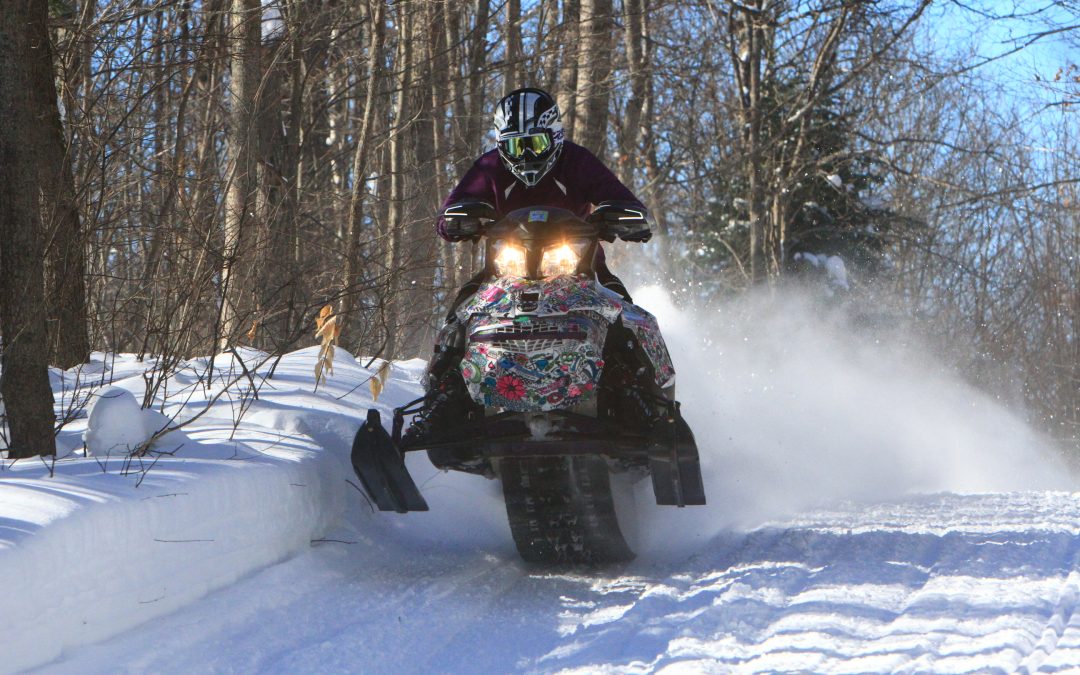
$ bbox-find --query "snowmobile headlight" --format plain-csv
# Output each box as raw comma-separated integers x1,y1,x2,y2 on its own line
492,241,528,278
540,244,580,277
540,240,588,277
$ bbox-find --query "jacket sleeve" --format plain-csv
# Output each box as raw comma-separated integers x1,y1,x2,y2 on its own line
436,159,497,240
574,145,646,211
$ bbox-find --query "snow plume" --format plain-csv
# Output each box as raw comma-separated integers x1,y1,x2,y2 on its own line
629,286,1072,558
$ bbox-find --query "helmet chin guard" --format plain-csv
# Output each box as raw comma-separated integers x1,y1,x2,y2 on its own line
507,143,563,187
494,88,564,187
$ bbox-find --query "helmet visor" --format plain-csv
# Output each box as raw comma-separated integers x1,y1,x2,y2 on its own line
499,132,552,159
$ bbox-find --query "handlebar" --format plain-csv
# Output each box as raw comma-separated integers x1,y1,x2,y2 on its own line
441,203,650,243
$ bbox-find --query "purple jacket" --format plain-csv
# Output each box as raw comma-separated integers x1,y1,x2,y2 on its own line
436,141,645,240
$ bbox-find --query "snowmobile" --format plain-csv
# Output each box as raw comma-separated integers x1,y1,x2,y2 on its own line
351,204,705,564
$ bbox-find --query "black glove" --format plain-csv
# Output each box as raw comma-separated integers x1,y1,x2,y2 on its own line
441,201,497,242
587,201,653,242
620,227,652,243
443,217,481,242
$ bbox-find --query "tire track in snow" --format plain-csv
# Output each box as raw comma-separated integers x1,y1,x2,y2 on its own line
39,491,1080,674
544,492,1080,673
1016,530,1080,673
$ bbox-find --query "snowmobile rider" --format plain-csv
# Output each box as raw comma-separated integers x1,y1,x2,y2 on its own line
438,86,652,306
407,87,653,442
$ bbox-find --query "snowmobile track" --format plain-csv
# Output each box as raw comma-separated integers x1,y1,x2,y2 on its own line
500,455,634,565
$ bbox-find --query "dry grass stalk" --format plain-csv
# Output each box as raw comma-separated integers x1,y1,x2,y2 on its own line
314,305,341,389
370,360,391,402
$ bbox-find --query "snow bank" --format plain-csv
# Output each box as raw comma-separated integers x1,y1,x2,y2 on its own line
0,349,412,674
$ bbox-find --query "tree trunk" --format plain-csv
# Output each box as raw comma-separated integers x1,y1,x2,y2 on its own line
428,1,456,309
383,2,413,359
730,1,767,284
537,0,559,82
401,0,440,357
557,0,580,138
177,0,227,356
617,0,646,186
504,0,523,92
31,0,89,368
573,0,612,153
464,0,490,156
219,0,262,349
0,0,57,458
443,0,468,291
341,0,386,325
458,1,491,280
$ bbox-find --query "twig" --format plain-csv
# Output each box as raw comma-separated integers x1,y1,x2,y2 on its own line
345,478,375,513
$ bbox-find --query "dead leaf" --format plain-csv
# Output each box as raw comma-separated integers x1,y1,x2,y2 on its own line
370,360,391,402
313,305,340,388
315,304,333,331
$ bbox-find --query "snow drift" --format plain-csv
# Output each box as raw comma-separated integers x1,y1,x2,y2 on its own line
0,350,375,673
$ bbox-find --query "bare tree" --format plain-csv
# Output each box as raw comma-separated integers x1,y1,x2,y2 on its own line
33,3,89,369
340,0,386,328
0,0,57,458
382,1,414,359
219,0,263,349
573,0,613,153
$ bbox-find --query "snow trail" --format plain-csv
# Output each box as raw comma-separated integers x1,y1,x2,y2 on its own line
5,291,1079,673
35,492,1080,674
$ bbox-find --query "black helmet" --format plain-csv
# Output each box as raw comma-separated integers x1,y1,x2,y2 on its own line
493,88,564,187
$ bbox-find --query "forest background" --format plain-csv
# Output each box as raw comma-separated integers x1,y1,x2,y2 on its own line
0,0,1077,458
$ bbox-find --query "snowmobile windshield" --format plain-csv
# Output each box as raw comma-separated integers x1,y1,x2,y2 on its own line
483,207,600,280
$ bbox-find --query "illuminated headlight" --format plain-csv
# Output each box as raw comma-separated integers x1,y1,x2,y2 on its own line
540,240,588,277
492,241,528,278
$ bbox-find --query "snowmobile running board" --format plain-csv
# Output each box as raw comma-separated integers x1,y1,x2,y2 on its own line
350,410,429,513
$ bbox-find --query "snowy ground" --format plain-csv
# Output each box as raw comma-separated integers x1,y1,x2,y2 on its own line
3,290,1079,673
34,492,1080,674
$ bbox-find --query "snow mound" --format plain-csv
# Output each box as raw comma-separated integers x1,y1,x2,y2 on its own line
83,387,174,456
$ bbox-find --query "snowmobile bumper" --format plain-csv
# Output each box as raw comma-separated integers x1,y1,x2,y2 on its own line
408,406,706,508
351,398,706,511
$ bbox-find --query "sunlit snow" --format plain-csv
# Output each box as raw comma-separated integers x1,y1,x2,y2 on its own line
2,292,1077,673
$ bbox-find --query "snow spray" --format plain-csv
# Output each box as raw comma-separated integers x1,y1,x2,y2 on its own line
627,286,1072,560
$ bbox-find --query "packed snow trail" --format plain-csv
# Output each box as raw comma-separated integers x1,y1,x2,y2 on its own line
36,491,1080,673
5,290,1078,673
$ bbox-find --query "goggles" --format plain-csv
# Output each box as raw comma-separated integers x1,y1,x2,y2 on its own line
499,132,553,159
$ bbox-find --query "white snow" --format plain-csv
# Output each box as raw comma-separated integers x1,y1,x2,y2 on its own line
2,293,1078,673
794,251,850,290
82,387,178,456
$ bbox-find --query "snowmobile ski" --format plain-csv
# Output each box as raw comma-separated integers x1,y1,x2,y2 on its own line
350,409,428,513
649,407,706,507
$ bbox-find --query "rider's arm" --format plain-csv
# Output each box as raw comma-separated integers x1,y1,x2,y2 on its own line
437,154,500,241
565,143,646,213
566,144,652,242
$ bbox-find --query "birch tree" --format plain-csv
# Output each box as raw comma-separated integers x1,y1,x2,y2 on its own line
219,0,263,349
